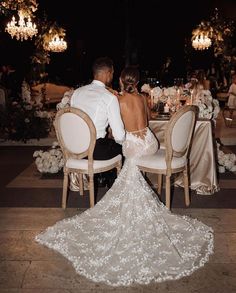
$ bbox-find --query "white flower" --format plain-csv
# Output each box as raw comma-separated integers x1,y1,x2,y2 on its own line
167,86,177,96
218,165,225,173
216,142,236,173
33,150,40,157
56,89,74,110
141,84,151,94
191,89,220,122
61,96,70,105
33,141,64,173
52,141,59,148
230,165,236,172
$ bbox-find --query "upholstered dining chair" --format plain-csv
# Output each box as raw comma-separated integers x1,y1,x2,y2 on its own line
138,105,198,209
54,107,122,209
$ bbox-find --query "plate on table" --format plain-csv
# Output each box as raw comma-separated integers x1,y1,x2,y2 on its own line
156,113,171,120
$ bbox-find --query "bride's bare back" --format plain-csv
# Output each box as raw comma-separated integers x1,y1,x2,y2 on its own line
119,92,148,134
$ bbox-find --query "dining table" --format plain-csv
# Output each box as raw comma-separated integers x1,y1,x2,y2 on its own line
69,113,219,195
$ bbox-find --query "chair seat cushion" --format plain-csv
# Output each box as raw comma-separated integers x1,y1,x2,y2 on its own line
66,154,122,170
137,149,186,170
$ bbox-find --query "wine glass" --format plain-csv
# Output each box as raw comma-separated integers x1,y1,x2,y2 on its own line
179,96,186,106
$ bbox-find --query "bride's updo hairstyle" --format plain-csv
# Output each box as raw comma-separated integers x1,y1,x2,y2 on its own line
120,67,140,94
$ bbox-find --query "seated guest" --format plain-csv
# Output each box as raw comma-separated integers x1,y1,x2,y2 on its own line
70,56,125,160
228,73,236,110
196,70,210,90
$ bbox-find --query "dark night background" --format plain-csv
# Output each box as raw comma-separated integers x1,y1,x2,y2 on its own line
1,0,236,86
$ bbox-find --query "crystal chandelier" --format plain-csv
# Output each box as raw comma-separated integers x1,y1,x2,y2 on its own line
192,34,212,50
5,11,38,41
48,35,67,53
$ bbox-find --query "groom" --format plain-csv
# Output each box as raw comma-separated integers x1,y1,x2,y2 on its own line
70,57,125,186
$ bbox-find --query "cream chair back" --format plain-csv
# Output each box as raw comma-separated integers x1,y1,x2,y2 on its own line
165,106,198,160
54,107,96,161
60,113,90,154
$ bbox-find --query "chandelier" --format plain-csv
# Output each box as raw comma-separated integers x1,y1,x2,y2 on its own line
5,11,38,41
192,34,212,50
48,35,67,53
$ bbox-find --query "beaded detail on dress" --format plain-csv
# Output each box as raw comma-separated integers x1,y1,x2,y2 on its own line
35,128,214,287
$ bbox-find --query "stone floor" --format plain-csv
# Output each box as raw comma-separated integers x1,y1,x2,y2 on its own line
1,109,236,292
0,208,236,293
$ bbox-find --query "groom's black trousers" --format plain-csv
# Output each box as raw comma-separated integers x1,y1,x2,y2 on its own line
93,137,123,188
93,137,123,160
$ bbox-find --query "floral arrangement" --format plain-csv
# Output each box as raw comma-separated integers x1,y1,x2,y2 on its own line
33,90,73,173
33,141,64,173
0,80,52,142
217,142,236,173
56,89,74,110
192,89,220,121
141,84,220,121
0,0,38,17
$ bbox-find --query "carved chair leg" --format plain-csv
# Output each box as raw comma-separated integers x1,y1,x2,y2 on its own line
89,173,94,208
157,174,162,195
165,175,171,210
183,168,190,206
62,170,69,209
117,161,122,175
79,173,84,196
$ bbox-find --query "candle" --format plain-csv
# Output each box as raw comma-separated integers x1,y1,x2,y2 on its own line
150,89,154,108
164,103,169,113
190,89,193,105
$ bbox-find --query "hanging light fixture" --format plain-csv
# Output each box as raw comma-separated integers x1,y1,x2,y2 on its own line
48,35,67,53
5,10,38,41
191,21,212,51
192,34,212,50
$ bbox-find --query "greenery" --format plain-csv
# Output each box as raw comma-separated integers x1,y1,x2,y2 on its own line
29,15,67,84
1,0,67,85
0,100,52,142
191,8,235,57
0,0,38,17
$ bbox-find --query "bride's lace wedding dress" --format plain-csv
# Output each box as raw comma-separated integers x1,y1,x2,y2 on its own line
35,128,214,287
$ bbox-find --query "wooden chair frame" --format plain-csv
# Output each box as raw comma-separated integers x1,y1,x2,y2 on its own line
138,105,198,209
54,107,122,208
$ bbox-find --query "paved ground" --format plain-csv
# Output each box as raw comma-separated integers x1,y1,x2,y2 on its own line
0,208,236,292
0,110,236,292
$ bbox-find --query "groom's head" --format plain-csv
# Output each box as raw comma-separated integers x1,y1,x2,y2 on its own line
92,57,114,87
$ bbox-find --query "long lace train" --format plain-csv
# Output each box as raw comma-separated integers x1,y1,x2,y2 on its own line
35,128,214,286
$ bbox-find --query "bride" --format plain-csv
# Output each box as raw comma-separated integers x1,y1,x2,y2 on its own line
35,67,214,287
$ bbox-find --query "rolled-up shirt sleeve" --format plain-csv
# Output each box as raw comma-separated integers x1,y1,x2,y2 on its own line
107,95,125,144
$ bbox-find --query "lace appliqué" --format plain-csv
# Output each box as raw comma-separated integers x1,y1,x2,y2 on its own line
35,128,214,287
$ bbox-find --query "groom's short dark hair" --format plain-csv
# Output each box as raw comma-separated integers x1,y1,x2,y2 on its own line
92,57,113,75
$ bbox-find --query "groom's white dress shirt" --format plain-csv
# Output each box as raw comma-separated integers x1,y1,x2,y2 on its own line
70,80,125,144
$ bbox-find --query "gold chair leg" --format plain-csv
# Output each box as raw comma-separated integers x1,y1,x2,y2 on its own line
157,174,162,195
89,174,94,208
183,168,190,206
62,171,69,209
79,173,84,196
165,175,171,209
